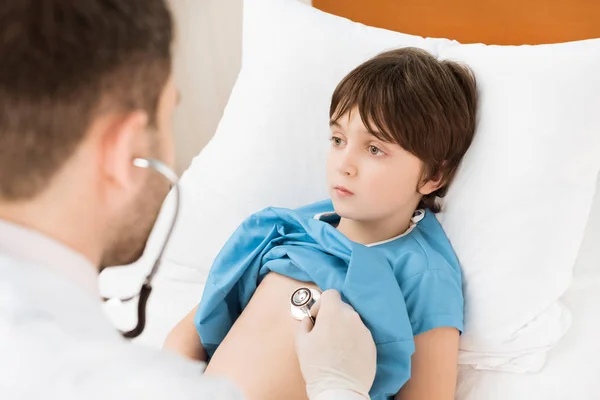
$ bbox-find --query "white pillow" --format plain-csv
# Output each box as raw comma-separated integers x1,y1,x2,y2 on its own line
146,0,600,372
455,175,600,399
437,40,600,371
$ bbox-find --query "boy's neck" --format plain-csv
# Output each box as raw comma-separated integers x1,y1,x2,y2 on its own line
336,209,415,246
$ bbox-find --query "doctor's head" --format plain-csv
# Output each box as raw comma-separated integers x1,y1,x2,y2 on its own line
0,0,177,269
327,47,478,225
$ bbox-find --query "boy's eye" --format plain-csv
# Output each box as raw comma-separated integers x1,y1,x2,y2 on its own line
330,136,344,146
368,145,384,156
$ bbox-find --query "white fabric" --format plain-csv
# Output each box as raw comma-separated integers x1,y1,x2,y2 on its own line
313,209,424,247
0,219,99,297
572,178,600,278
457,261,600,397
448,167,600,396
0,221,243,400
456,275,600,400
456,173,600,399
436,40,600,372
122,0,600,374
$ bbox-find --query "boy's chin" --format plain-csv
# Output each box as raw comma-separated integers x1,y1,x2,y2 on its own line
331,200,360,220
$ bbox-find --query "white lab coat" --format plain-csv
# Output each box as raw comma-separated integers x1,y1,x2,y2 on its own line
0,220,363,400
0,252,245,400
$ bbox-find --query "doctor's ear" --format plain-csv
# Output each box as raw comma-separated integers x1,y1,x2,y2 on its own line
100,110,150,188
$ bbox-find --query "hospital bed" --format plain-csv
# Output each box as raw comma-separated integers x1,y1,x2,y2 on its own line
103,177,600,399
101,0,600,398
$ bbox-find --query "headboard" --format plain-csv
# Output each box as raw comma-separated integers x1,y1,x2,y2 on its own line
312,0,600,45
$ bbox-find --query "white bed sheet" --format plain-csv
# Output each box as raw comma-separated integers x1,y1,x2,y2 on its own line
103,271,600,399
103,262,600,400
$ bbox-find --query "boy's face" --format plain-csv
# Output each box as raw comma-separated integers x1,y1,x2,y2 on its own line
327,107,425,224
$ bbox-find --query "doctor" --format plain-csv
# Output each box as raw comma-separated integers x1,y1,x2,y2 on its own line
0,1,376,399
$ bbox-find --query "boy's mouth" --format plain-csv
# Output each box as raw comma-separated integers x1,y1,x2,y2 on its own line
334,186,354,197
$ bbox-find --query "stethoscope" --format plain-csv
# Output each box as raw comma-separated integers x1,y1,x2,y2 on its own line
290,287,322,325
102,158,180,339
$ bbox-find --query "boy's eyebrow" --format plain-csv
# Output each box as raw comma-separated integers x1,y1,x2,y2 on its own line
329,120,341,127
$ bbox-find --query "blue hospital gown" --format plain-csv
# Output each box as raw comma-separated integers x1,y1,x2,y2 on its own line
195,200,464,400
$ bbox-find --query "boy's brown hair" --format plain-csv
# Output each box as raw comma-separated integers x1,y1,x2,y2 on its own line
0,0,173,200
330,47,478,213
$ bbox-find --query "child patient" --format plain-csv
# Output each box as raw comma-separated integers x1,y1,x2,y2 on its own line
164,47,477,400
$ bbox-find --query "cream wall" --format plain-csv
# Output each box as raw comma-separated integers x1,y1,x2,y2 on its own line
168,0,243,174
168,0,312,174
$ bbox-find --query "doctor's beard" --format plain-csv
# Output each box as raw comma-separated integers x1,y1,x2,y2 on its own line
99,170,169,271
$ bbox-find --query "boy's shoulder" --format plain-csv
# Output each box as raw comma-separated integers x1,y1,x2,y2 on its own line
380,210,461,279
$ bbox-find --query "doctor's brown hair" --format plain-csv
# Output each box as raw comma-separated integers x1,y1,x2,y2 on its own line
330,47,478,213
0,0,173,200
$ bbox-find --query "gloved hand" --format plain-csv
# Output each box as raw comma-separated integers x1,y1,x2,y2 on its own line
294,290,377,400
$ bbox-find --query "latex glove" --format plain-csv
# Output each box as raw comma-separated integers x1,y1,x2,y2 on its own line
295,290,377,400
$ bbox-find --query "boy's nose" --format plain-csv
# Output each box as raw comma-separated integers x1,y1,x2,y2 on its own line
338,153,358,177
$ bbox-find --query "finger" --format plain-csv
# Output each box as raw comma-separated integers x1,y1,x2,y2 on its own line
296,315,314,336
309,298,321,318
318,290,342,316
294,322,306,354
340,300,355,313
320,289,342,303
294,317,311,353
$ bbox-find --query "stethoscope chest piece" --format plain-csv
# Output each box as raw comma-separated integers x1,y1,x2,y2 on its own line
290,287,321,324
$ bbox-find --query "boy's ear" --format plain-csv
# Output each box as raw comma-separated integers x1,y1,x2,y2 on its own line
418,171,445,196
418,162,448,196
